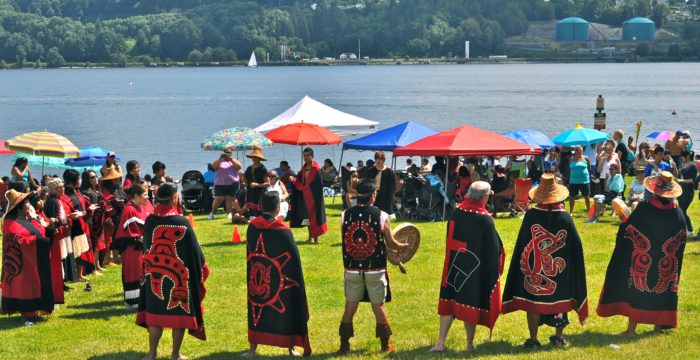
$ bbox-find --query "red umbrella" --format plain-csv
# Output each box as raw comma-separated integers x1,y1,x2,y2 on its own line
393,125,540,157
0,140,15,155
265,122,342,145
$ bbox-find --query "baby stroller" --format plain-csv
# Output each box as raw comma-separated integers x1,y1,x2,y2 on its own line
181,170,212,212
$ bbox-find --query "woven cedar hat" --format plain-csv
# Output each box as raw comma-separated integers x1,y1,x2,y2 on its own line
246,147,267,161
4,189,31,216
100,166,123,182
529,173,569,205
644,171,682,199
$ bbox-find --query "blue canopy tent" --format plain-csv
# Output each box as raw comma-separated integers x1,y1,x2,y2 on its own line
335,121,438,203
501,129,555,150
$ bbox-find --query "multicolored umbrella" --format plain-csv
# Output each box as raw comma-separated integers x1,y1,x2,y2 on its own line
0,140,14,155
646,131,674,141
5,131,80,158
265,122,342,145
552,123,611,146
65,147,120,167
201,127,272,151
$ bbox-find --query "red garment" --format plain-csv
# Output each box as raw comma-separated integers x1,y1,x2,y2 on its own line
291,161,328,237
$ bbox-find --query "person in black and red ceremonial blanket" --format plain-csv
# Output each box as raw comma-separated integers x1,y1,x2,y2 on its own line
337,178,409,354
122,160,142,190
114,181,151,309
63,169,98,282
137,183,209,360
44,177,78,288
502,173,588,349
99,167,126,266
597,171,687,336
243,148,269,219
2,189,54,324
367,151,395,216
243,192,312,358
289,147,327,244
430,181,505,353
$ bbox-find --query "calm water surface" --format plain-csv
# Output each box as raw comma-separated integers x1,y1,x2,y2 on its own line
1,63,698,178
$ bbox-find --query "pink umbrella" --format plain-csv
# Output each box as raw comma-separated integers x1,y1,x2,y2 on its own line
646,131,674,141
0,140,15,155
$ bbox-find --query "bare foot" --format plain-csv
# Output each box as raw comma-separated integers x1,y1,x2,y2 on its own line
171,354,188,360
93,271,103,276
429,345,445,352
241,350,255,358
80,275,90,282
288,348,301,356
97,266,107,271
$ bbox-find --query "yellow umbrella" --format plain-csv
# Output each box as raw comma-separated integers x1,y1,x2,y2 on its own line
6,131,81,175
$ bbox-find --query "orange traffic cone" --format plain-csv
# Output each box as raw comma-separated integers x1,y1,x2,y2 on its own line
231,226,241,243
188,213,197,229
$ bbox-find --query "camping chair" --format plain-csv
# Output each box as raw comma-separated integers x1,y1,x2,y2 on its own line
513,178,532,213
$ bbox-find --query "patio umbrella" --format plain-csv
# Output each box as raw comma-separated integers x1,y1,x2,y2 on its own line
264,122,342,145
65,147,121,167
14,154,96,173
6,131,80,175
551,123,610,147
646,131,674,141
501,129,555,150
201,127,272,152
0,140,14,155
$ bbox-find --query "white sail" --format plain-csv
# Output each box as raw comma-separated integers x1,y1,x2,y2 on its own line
247,51,257,67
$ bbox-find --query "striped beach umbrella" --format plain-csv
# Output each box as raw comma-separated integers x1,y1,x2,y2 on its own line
5,131,80,158
0,140,14,155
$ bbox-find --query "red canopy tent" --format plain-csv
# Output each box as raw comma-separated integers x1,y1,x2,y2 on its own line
393,125,540,157
393,125,540,220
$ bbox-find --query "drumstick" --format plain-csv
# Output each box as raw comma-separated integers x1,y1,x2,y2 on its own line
397,249,407,274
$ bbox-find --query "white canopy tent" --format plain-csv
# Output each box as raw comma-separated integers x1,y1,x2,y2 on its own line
254,95,380,136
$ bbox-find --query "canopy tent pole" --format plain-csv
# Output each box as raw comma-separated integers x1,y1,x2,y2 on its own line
41,156,45,177
332,147,346,204
442,157,449,220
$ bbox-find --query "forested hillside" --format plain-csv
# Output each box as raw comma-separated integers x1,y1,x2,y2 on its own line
0,0,693,66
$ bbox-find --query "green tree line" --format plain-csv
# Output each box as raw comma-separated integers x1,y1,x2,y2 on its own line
0,0,692,67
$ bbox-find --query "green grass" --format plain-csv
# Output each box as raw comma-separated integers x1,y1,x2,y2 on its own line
1,186,699,359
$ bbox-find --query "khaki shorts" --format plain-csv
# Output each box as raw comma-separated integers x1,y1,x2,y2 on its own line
344,271,387,304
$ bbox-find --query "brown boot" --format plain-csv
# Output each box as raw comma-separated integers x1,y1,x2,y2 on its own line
376,323,395,353
338,322,354,354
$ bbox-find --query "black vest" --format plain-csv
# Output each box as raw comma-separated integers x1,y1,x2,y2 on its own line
342,205,386,271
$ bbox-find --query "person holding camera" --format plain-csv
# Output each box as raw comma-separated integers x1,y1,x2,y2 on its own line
208,149,242,220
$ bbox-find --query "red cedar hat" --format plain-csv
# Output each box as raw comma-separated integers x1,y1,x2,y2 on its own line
644,171,682,199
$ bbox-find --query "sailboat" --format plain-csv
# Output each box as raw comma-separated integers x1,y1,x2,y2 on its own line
247,51,257,68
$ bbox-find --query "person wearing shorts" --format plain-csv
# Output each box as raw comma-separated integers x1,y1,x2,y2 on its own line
568,145,591,215
337,179,408,354
209,149,242,220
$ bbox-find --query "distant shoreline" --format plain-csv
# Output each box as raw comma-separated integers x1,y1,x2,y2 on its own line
2,57,698,70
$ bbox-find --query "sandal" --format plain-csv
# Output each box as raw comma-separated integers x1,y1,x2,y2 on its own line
549,336,567,347
523,339,541,349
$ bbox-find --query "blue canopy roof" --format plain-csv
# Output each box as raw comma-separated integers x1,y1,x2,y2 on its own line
501,129,555,150
343,121,438,151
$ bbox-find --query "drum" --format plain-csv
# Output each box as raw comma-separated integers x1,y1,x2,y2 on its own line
388,223,420,273
611,198,631,222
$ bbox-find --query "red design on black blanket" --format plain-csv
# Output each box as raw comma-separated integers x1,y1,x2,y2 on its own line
2,234,23,285
142,225,191,313
247,234,300,327
627,225,684,294
521,225,567,296
344,221,378,262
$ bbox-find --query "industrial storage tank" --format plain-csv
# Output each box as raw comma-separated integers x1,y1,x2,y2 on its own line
622,17,655,41
556,17,589,41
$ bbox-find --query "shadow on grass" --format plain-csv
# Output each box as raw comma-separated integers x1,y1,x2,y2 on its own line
202,241,247,248
0,315,49,330
87,350,143,359
199,349,365,359
62,300,131,320
71,299,123,310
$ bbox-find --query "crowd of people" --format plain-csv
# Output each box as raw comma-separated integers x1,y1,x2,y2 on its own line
0,129,695,357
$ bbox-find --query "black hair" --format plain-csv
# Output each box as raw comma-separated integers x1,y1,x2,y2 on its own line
261,191,280,213
126,180,147,199
324,158,334,166
6,198,28,218
63,169,81,185
80,170,97,192
207,163,214,171
653,146,665,155
155,183,178,204
144,174,152,181
280,161,289,168
355,178,376,196
680,150,694,159
458,165,470,177
152,161,166,174
1,176,8,182
303,147,314,157
28,190,43,210
13,157,28,167
126,160,140,173
8,180,29,193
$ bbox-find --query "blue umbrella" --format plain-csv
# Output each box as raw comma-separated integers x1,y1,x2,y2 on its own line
64,147,120,167
552,123,610,146
502,129,555,150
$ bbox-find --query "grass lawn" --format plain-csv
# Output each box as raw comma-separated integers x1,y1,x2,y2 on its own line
1,187,699,359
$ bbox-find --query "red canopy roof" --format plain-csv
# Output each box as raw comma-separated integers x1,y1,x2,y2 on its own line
393,125,540,157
